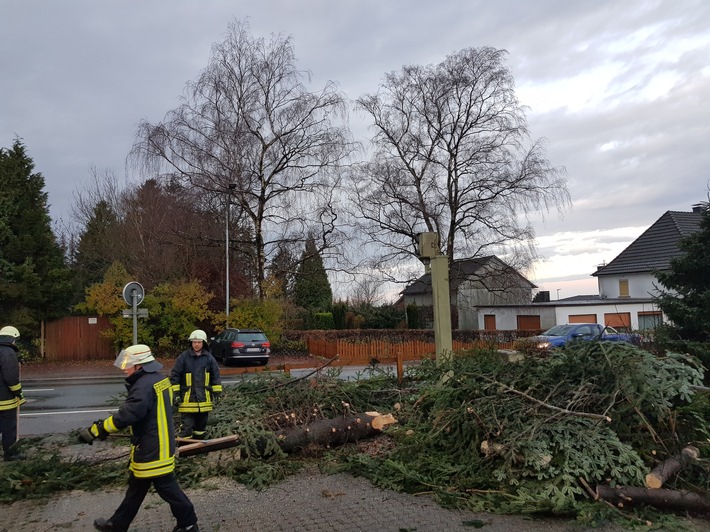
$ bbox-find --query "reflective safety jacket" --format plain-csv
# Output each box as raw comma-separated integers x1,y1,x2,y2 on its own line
95,368,176,478
0,341,25,411
170,348,222,414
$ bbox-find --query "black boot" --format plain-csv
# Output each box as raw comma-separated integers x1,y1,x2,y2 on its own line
4,452,26,461
93,517,128,531
172,524,199,532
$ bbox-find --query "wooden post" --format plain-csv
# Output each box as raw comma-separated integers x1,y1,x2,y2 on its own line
396,351,403,386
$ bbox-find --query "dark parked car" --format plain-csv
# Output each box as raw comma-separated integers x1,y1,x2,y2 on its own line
210,328,271,366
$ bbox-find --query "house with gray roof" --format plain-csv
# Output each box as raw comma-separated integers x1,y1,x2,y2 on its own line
475,206,704,332
401,255,536,330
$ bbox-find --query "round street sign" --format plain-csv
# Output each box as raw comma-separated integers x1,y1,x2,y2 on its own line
122,281,145,306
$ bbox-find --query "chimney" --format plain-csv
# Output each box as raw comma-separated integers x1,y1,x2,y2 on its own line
692,203,704,213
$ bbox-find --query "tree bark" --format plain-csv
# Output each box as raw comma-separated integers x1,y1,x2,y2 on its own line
596,485,710,514
645,446,699,489
274,412,397,454
176,412,397,456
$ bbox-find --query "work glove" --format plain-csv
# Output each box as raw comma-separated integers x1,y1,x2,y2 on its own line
213,392,221,405
14,391,26,406
174,395,182,407
78,427,96,445
78,419,110,444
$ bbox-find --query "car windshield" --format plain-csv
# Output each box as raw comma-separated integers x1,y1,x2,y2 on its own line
237,332,267,342
542,324,576,336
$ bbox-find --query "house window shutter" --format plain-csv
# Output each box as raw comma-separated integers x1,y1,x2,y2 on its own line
569,314,597,323
619,279,630,298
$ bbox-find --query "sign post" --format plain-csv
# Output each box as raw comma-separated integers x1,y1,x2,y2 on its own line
122,282,145,345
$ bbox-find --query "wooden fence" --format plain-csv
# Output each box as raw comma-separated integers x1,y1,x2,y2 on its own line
307,338,515,365
44,316,115,361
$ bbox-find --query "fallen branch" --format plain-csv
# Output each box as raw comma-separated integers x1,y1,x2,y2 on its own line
177,435,241,457
249,356,339,394
645,446,700,489
484,377,612,423
596,484,710,514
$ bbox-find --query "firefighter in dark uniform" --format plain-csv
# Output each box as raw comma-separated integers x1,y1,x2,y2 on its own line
170,330,222,440
0,325,25,461
79,344,199,532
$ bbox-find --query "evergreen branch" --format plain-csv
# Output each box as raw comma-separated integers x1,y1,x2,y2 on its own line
484,377,612,423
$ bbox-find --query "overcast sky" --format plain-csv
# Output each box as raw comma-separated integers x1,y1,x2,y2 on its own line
2,0,708,300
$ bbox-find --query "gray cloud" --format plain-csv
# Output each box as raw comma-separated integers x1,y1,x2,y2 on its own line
1,1,707,289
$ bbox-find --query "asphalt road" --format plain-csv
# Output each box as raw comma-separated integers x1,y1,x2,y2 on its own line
19,366,378,435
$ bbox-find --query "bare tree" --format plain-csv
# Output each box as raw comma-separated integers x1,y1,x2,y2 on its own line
130,19,354,299
352,47,569,283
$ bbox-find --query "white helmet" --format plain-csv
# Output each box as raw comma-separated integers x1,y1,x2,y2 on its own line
188,329,208,342
114,344,162,372
0,326,20,338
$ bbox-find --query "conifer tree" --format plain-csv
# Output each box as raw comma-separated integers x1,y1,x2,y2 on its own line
655,201,710,374
656,202,710,341
0,140,72,335
292,235,332,311
71,199,120,301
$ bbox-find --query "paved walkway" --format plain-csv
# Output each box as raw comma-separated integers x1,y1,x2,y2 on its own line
1,466,622,532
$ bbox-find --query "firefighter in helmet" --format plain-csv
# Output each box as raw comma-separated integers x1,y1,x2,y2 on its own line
78,344,199,531
170,330,222,439
0,325,25,461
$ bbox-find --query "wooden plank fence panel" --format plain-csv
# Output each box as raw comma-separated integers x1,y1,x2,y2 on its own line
306,337,514,366
45,316,115,361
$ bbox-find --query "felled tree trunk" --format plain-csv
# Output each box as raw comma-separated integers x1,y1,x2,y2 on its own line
596,485,710,514
275,411,397,453
645,446,699,489
177,412,397,456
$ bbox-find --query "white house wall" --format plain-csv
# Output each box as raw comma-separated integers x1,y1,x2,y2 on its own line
598,273,662,299
475,306,556,330
554,301,662,330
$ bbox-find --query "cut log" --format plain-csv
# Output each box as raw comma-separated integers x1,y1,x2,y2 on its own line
177,435,241,457
645,446,699,489
596,485,710,514
274,412,397,454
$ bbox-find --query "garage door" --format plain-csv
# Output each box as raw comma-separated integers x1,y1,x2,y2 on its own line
517,315,541,330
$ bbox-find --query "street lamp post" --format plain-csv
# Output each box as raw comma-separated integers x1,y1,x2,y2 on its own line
556,288,562,300
225,183,236,327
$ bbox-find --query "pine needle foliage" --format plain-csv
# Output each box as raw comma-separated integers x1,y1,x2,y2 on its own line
4,341,709,527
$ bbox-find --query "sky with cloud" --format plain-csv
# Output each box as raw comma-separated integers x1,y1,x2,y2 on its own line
1,0,708,300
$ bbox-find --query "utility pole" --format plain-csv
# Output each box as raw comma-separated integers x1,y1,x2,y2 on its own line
416,232,453,364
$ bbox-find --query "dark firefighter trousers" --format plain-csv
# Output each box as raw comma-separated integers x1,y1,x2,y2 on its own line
109,472,196,529
0,409,18,458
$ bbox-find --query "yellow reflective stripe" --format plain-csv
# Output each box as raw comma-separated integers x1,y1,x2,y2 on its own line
205,372,210,386
186,373,192,386
0,397,22,410
130,456,175,478
171,383,180,393
105,416,119,433
212,385,223,393
9,383,21,392
153,378,172,461
177,402,214,413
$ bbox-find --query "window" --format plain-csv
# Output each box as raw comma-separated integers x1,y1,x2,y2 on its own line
638,311,662,331
619,279,630,298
